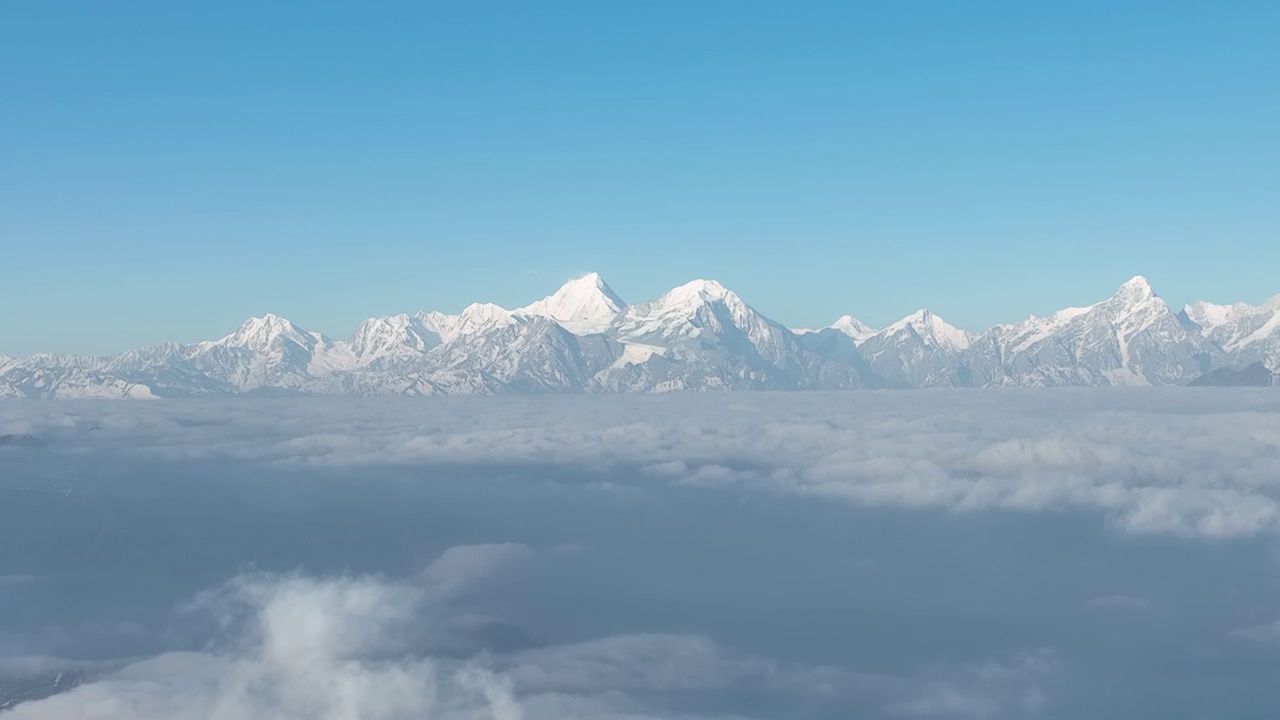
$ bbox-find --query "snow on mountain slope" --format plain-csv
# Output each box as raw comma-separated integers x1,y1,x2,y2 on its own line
614,279,791,362
348,313,441,368
426,316,620,394
827,315,877,343
857,309,973,387
605,279,873,390
967,277,1215,387
433,303,516,342
516,272,625,335
0,366,157,399
186,314,352,392
1183,294,1280,362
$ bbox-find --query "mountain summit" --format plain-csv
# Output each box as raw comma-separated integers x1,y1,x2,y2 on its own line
517,273,626,334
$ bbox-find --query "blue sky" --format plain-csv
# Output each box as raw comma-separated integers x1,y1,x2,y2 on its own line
2,1,1277,355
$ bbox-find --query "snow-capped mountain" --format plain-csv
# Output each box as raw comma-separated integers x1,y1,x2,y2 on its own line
2,273,1277,398
967,276,1217,387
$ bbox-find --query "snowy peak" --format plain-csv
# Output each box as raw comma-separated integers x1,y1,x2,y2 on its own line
622,278,756,331
827,315,877,343
414,310,454,336
881,309,971,351
1101,276,1172,332
1183,301,1239,332
348,313,440,364
1183,293,1280,353
662,279,733,306
517,272,625,334
1116,275,1155,300
404,304,517,345
450,303,515,340
215,313,318,351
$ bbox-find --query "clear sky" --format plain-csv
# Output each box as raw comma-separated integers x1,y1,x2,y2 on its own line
2,1,1277,355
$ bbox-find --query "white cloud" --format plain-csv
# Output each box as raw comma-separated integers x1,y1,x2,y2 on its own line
2,562,1018,720
4,572,523,720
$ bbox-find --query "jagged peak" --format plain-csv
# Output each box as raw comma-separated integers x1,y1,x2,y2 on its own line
353,313,411,331
218,313,311,348
882,309,971,350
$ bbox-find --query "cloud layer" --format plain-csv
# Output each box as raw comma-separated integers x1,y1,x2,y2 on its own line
5,390,1280,537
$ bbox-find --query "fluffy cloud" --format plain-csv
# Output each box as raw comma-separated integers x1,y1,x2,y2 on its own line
5,390,1280,537
3,573,523,720
2,561,1045,720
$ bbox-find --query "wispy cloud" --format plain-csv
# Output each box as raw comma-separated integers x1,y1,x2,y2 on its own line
1083,595,1150,611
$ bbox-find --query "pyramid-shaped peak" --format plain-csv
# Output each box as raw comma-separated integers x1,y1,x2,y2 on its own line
546,272,624,308
568,271,608,288
884,309,970,350
517,273,625,335
828,315,877,340
1118,275,1155,297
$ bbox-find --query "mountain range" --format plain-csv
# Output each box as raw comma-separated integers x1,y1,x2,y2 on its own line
3,273,1278,398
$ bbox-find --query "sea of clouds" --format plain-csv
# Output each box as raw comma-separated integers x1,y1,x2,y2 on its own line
2,390,1279,718
5,389,1280,536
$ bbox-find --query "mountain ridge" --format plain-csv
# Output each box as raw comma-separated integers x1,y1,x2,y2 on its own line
3,274,1276,398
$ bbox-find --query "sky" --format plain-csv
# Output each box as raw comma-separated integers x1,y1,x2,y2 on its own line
2,1,1278,355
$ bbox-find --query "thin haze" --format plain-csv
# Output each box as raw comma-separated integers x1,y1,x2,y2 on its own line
2,2,1278,354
